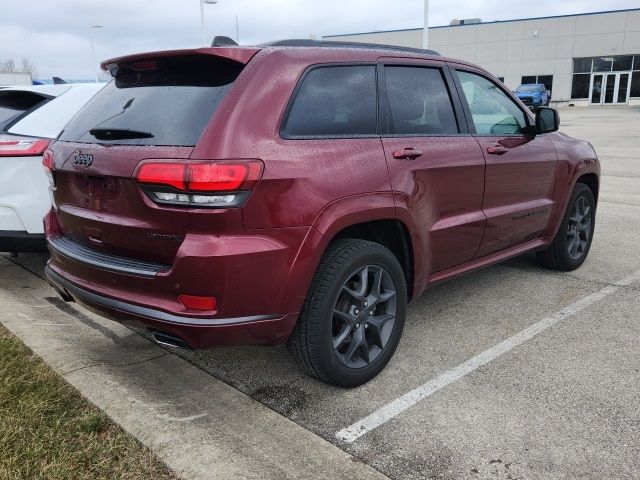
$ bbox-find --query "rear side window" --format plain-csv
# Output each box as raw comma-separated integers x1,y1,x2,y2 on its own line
59,55,244,146
383,66,458,135
0,91,50,130
282,65,377,137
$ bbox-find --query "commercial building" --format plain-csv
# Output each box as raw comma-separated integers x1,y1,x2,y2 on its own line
324,8,640,106
0,72,32,86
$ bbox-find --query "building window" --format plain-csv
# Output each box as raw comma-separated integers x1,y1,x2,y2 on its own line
571,55,640,99
613,56,633,71
631,72,640,98
574,56,636,74
571,74,591,99
537,75,554,93
520,75,553,93
592,57,613,72
573,58,592,73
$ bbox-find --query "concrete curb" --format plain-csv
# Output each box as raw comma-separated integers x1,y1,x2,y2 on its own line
0,257,388,480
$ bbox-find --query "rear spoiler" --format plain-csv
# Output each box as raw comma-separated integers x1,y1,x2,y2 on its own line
101,47,260,75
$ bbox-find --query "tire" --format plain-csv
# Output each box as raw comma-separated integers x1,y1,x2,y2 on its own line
287,239,407,388
536,183,596,271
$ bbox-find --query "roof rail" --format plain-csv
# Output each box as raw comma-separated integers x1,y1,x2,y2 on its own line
261,39,440,56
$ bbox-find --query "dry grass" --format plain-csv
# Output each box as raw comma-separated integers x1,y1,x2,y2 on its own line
0,324,179,479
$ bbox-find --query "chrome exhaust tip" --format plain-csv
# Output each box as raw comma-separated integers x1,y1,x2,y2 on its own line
151,331,191,350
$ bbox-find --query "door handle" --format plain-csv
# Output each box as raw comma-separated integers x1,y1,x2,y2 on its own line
487,145,509,155
393,148,423,160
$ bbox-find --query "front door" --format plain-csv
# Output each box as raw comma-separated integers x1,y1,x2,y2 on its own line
453,68,558,258
379,62,487,274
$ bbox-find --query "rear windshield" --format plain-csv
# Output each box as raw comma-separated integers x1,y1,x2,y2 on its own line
59,55,244,146
0,90,50,130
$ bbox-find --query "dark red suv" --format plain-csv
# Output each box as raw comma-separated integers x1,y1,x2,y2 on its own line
44,40,599,387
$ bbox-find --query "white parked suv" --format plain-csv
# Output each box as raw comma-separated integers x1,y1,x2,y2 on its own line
0,83,104,252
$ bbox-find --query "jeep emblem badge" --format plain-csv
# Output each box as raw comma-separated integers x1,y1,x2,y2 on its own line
73,152,94,167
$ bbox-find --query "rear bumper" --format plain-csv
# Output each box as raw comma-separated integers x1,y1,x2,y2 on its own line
45,265,299,348
0,231,47,253
0,155,50,234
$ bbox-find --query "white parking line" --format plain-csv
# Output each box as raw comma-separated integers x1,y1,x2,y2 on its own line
336,268,640,444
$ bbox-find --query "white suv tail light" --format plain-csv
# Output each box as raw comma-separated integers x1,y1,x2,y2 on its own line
0,133,50,157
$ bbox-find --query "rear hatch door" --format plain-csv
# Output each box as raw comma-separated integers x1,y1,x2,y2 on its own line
51,51,255,265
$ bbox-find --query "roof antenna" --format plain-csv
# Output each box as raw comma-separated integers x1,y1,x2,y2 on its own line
211,36,238,47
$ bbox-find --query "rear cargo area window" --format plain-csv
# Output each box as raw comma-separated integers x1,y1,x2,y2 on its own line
282,66,377,137
58,55,244,146
0,91,50,130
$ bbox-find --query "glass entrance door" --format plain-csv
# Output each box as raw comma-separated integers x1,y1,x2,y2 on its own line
617,73,630,103
604,73,617,103
591,73,631,105
591,74,603,103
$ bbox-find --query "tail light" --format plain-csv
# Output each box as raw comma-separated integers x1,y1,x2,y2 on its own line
42,149,57,209
42,149,55,171
135,160,263,208
0,133,50,157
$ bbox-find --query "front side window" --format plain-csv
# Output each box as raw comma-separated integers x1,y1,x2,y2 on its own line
282,66,377,137
383,66,458,135
457,70,527,135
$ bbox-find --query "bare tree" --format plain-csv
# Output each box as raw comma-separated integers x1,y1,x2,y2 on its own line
20,57,38,78
0,57,38,77
0,58,16,72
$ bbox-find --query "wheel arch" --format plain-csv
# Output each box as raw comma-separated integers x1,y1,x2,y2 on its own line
311,193,418,301
576,172,599,204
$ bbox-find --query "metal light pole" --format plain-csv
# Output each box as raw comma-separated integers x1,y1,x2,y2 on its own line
89,25,103,82
200,0,219,47
422,0,430,49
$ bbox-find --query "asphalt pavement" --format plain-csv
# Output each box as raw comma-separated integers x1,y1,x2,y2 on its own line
3,106,640,479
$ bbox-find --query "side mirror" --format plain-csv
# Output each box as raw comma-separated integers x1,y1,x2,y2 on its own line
535,107,559,134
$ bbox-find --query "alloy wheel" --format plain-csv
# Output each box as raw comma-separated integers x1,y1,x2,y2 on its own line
567,196,592,260
331,265,397,369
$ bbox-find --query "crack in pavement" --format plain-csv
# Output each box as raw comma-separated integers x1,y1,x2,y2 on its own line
61,352,170,376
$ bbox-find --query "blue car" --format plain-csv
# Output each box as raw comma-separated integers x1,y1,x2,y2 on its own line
514,83,550,109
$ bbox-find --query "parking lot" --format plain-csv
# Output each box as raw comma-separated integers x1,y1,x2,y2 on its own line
3,106,640,479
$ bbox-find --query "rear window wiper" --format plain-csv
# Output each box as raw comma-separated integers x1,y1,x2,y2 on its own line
89,127,154,140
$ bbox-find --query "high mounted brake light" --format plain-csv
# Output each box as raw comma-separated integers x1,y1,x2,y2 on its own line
135,160,263,208
0,134,50,157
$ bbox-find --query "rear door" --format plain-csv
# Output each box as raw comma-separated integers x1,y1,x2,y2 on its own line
378,59,487,274
451,67,557,257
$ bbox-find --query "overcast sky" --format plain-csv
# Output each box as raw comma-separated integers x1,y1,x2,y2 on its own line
1,0,638,79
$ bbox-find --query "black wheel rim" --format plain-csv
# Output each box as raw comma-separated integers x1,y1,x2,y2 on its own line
567,196,592,260
331,265,397,369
